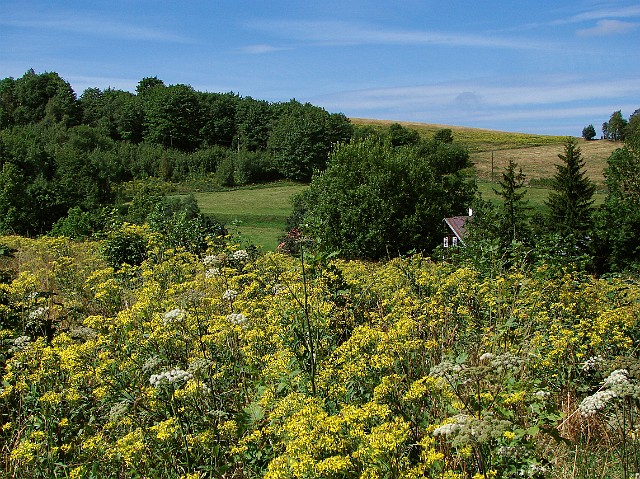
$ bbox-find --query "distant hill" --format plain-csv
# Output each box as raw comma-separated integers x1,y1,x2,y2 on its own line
350,118,620,185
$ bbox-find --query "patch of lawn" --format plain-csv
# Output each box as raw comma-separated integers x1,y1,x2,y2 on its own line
476,178,606,214
190,182,307,250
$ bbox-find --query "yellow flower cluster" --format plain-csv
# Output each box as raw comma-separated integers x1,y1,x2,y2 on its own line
1,235,639,478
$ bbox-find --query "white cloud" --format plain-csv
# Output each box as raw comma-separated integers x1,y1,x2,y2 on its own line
312,76,640,134
577,19,639,36
235,44,291,54
2,15,194,44
569,4,640,23
247,19,553,50
319,77,640,113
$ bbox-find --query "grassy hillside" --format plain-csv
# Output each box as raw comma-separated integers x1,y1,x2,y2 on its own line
191,182,306,250
188,121,620,250
351,118,620,185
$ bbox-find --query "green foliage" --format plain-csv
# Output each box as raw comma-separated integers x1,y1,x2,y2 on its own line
5,69,81,128
146,195,226,254
546,138,596,236
143,84,203,151
387,122,420,146
627,108,640,147
199,92,240,148
582,124,596,141
268,100,352,181
50,207,111,239
608,110,628,141
601,143,640,270
236,96,273,152
494,160,531,246
102,223,150,269
297,137,475,259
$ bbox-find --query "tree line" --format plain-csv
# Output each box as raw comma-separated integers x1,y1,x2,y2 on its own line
582,108,639,141
0,69,356,235
460,132,640,275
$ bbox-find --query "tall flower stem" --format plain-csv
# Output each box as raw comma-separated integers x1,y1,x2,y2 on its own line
300,246,317,396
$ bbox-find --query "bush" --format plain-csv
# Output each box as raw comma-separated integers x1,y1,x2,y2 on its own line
50,206,112,239
101,223,150,269
295,137,475,259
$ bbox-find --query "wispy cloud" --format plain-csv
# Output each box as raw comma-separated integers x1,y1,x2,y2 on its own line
2,15,194,44
569,4,640,23
314,76,640,133
235,44,291,54
247,19,553,50
320,77,640,112
577,19,639,36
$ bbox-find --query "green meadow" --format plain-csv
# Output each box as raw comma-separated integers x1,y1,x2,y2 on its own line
191,182,307,250
189,122,621,250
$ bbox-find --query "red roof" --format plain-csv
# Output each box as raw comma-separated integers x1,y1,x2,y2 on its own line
444,215,471,243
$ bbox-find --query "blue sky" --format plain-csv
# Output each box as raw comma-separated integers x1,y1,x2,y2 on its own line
1,0,639,135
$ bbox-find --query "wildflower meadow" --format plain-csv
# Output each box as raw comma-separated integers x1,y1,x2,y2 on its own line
1,234,639,478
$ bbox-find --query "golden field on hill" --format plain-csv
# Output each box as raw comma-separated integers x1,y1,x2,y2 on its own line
351,118,621,185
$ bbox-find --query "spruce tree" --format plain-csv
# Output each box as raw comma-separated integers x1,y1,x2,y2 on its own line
494,159,530,245
546,138,596,236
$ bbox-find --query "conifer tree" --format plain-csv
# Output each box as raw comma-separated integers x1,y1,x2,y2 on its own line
546,138,596,236
494,159,530,245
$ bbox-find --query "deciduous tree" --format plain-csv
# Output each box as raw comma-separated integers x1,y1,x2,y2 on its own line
297,137,475,259
582,124,596,141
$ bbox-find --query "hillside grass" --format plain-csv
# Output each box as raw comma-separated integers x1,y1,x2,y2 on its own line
351,118,620,185
187,121,620,250
191,181,306,250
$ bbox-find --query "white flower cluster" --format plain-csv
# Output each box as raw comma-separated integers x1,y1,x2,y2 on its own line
205,267,220,278
578,389,618,416
519,462,549,478
534,390,550,400
28,306,49,321
581,355,603,372
272,283,284,295
109,400,129,420
69,326,97,340
231,249,249,262
579,369,639,416
222,289,238,301
188,358,213,375
9,335,31,353
163,308,185,325
227,313,248,328
489,352,524,371
432,414,470,437
430,360,465,379
203,255,219,267
143,355,162,373
479,352,495,362
149,368,193,387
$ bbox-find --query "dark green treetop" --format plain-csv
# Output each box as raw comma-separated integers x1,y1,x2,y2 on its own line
546,138,596,236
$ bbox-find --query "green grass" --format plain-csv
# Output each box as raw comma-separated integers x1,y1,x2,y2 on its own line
191,181,307,250
352,118,620,185
183,120,619,250
476,178,607,213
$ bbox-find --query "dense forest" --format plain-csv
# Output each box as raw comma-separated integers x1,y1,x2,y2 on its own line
1,69,640,478
0,69,354,236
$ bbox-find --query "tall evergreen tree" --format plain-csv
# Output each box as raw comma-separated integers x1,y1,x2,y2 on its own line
494,159,530,245
546,138,596,236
